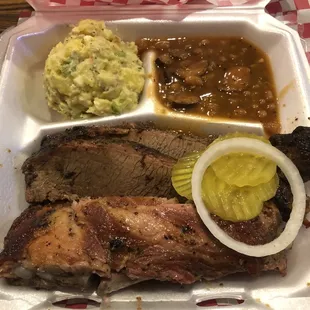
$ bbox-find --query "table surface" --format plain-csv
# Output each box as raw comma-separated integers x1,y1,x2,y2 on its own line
0,0,32,34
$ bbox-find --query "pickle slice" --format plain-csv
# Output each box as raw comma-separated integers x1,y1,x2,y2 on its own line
210,133,276,187
171,132,278,207
211,153,277,187
171,151,203,199
201,168,279,222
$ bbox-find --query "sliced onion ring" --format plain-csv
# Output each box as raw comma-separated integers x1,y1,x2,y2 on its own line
192,137,306,257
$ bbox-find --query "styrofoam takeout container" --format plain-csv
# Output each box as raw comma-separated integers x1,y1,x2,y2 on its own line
1,1,310,309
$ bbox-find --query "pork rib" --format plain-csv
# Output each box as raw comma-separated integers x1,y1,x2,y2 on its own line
0,197,286,290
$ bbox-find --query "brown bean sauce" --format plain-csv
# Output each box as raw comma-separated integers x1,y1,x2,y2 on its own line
137,37,280,135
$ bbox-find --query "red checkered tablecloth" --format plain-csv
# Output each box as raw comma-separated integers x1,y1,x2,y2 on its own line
24,0,310,61
53,298,100,309
25,0,310,8
265,0,310,62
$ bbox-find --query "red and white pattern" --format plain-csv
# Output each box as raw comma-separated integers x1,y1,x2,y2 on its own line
25,0,310,66
27,0,264,7
265,0,310,62
53,298,100,309
25,0,310,9
25,0,310,11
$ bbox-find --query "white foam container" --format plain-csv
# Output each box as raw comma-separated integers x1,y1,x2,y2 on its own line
1,2,310,309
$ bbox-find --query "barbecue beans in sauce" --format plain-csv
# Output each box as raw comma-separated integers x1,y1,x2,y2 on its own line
137,37,280,135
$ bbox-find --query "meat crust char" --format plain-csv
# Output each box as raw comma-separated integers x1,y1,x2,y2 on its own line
40,124,216,159
0,197,286,289
270,126,310,220
270,126,310,182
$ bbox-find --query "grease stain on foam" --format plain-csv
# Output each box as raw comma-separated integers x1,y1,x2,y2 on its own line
154,96,169,115
278,80,295,101
0,164,2,168
136,296,142,310
6,149,11,153
307,282,310,286
256,298,273,309
100,296,111,309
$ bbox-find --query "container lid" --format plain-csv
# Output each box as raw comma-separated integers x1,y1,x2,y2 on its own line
26,0,269,11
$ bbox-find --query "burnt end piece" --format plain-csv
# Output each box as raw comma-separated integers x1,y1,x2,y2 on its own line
270,126,310,182
269,126,310,221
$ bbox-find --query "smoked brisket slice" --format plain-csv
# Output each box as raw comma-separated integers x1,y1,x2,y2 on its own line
0,197,286,290
22,125,310,213
40,124,216,159
22,138,177,203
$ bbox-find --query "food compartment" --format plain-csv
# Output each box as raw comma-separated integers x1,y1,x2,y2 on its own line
130,17,310,134
2,23,153,124
1,14,310,132
140,36,280,135
1,10,310,310
3,111,310,310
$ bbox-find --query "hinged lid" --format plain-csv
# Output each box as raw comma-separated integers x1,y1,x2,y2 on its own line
26,0,271,11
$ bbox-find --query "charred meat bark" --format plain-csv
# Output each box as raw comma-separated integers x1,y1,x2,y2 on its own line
270,126,310,182
0,197,286,290
270,126,310,220
213,202,282,245
40,124,216,159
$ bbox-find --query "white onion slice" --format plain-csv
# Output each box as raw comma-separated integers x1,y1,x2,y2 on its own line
191,137,306,257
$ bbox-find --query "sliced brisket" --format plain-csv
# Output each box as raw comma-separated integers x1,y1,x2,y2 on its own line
22,139,177,203
22,124,310,214
40,124,216,159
